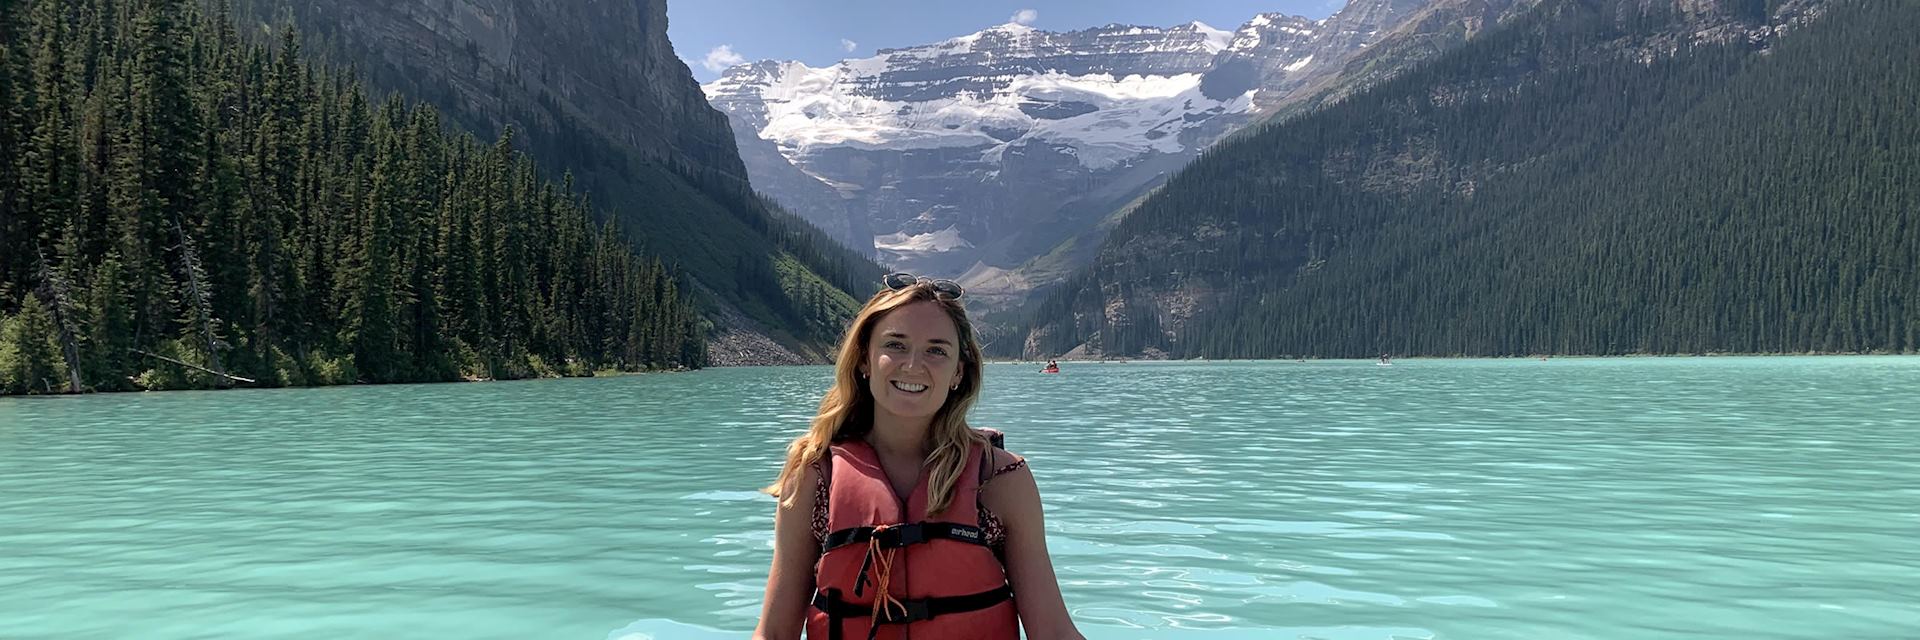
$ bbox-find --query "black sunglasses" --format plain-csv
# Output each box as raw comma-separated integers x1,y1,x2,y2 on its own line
883,272,964,300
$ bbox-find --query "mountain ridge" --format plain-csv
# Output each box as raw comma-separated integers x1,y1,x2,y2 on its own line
1014,0,1914,359
704,1,1442,305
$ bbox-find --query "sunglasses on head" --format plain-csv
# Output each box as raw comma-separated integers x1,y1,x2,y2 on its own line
882,272,964,300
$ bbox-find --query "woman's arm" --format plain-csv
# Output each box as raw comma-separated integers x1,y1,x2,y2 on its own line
752,461,820,640
981,453,1086,640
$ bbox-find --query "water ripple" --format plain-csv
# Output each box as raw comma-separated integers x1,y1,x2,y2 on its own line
3,358,1919,638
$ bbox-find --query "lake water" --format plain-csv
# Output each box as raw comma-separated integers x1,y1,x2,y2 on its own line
2,358,1917,639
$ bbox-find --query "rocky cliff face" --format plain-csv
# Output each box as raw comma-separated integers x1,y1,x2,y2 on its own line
1260,0,1531,119
703,21,1261,280
242,0,740,176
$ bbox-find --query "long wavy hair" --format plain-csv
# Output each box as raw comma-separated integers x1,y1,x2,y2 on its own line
764,281,987,516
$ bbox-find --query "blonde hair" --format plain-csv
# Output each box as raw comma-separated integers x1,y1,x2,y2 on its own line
764,281,987,516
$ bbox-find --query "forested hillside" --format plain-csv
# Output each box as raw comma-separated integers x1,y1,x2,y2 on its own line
227,0,882,362
1019,0,1916,358
0,0,703,394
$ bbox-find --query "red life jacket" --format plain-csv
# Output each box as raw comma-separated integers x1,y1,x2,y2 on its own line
807,434,1019,640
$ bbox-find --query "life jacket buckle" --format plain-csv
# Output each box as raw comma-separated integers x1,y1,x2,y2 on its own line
878,523,924,547
881,598,932,624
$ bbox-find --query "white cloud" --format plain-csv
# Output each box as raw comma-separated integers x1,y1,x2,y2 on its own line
840,38,858,52
1010,9,1038,25
701,45,745,73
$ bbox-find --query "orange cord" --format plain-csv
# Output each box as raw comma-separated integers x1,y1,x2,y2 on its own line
866,526,908,627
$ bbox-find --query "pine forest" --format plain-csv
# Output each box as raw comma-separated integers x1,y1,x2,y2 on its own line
1018,0,1919,359
0,0,705,395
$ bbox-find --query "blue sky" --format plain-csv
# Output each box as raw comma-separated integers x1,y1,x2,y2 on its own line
669,0,1345,82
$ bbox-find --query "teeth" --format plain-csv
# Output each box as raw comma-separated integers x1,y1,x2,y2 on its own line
891,381,928,392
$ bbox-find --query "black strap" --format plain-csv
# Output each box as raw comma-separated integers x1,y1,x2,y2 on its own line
812,584,1013,626
981,429,1005,484
823,588,845,640
822,522,989,553
979,442,991,485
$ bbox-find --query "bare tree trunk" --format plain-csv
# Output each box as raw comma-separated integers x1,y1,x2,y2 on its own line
172,217,230,388
131,348,256,384
34,253,85,394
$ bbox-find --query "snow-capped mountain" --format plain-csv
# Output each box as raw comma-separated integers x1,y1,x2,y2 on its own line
705,0,1437,287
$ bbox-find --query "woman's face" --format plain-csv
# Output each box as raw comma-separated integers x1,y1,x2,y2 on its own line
861,301,964,423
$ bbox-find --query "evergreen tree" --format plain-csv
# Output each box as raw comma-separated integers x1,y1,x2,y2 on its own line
0,294,65,394
0,0,27,305
21,0,82,282
84,253,135,390
341,96,402,382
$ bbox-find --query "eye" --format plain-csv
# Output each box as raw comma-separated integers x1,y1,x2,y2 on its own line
884,341,906,351
927,346,948,357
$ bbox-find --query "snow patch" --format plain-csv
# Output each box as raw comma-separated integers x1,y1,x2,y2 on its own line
1188,21,1234,53
875,226,976,254
705,18,1268,170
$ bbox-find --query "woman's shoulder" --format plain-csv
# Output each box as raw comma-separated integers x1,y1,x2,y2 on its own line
974,436,1027,486
988,446,1024,468
969,427,1023,462
976,445,1035,503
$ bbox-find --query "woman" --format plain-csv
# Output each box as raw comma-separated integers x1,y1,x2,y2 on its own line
753,273,1084,640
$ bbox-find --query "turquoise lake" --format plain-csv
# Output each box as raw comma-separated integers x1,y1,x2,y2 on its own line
2,358,1917,639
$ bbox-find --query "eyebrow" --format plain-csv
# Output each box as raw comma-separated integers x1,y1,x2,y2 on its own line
883,331,953,346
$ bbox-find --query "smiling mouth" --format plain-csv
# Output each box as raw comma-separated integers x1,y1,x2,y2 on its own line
890,381,929,393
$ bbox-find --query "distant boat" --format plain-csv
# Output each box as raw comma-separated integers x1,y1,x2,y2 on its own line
1377,354,1393,366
